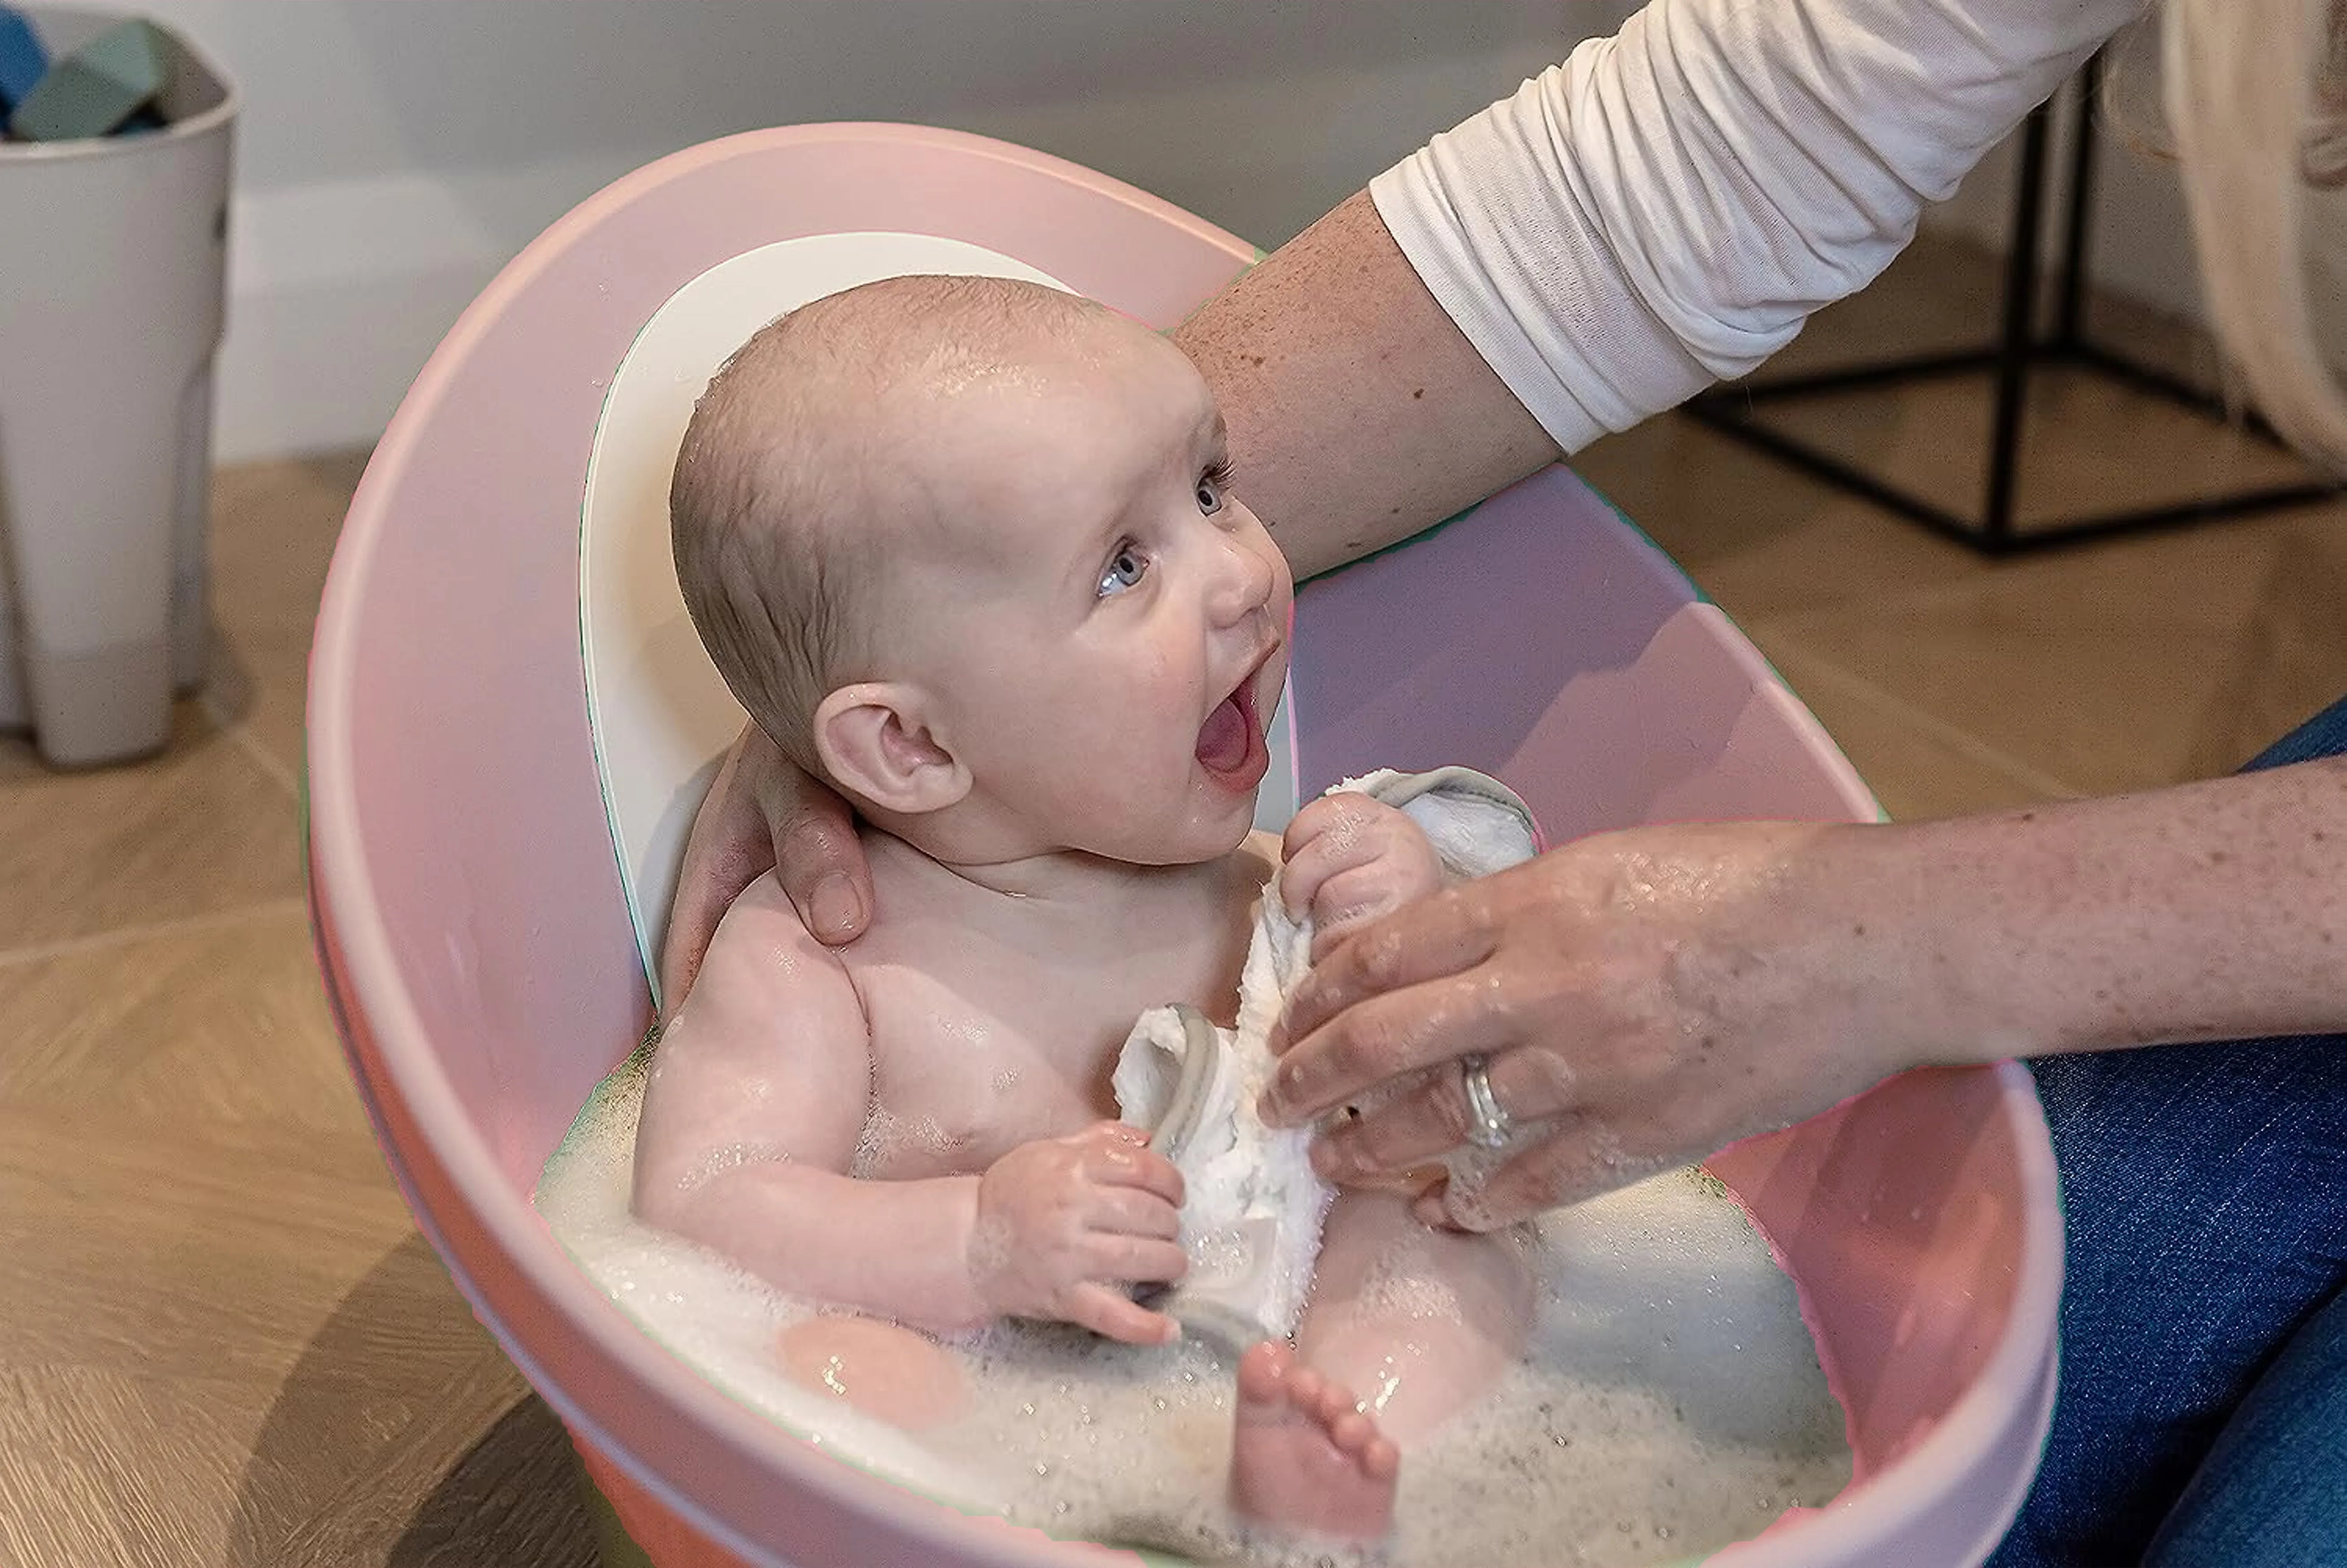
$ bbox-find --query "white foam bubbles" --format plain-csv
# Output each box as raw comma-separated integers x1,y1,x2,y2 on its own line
536,1051,1850,1566
851,1102,961,1178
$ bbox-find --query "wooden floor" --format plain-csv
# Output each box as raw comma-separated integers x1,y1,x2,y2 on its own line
4,234,2345,1567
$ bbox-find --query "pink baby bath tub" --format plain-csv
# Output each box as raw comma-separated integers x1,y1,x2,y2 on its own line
306,123,2061,1568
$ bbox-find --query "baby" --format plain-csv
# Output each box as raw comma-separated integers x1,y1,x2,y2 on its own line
633,273,1532,1541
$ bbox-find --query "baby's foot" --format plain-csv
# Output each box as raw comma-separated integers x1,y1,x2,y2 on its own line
1228,1341,1400,1539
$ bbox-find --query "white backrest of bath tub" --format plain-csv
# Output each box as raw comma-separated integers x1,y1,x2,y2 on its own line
580,233,1060,1005
580,232,1294,1008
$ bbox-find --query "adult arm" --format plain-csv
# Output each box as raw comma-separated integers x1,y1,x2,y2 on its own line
1261,758,2347,1229
1172,190,1561,580
1180,0,2143,576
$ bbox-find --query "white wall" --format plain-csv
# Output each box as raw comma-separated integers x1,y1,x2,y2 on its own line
149,4,2279,463
138,1,1615,462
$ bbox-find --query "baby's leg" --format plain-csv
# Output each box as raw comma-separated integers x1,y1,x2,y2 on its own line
1295,1185,1536,1446
1225,1187,1535,1539
776,1312,968,1432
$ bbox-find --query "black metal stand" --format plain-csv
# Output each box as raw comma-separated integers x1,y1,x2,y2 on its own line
1683,51,2338,554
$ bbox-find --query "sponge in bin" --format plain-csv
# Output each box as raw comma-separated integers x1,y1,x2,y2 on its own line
8,16,163,141
0,5,46,114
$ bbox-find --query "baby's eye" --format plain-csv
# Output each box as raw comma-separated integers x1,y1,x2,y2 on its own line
1196,470,1228,516
1099,541,1151,598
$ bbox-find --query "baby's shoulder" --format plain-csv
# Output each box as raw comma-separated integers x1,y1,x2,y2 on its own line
693,873,863,1019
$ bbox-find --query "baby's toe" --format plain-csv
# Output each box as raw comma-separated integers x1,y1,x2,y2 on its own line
1236,1341,1292,1405
1330,1407,1379,1452
1284,1361,1332,1412
1309,1376,1365,1427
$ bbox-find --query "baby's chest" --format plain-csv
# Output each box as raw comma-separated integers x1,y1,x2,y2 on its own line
849,972,1146,1178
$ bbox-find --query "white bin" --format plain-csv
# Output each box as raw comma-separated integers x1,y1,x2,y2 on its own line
0,5,234,765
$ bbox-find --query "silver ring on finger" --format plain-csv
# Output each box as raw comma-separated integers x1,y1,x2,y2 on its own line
1459,1053,1512,1150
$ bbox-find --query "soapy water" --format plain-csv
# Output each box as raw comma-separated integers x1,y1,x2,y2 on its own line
537,1049,1850,1567
851,1101,964,1178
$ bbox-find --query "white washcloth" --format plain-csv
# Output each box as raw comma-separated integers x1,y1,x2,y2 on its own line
1112,767,1542,1348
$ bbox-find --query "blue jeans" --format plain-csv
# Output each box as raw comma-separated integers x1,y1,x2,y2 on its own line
2143,1283,2347,1566
1988,692,2347,1568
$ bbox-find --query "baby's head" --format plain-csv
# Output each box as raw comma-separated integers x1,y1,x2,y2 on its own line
672,273,1292,866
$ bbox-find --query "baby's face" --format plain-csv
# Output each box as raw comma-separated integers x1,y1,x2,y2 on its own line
882,312,1293,865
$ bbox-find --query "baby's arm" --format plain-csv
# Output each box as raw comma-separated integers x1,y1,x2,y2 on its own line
1278,794,1445,962
633,877,990,1328
632,877,1186,1343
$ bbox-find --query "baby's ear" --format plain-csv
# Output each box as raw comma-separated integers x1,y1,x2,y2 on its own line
813,683,970,816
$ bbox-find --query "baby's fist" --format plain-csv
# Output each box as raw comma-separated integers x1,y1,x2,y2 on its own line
1280,794,1444,961
968,1122,1187,1344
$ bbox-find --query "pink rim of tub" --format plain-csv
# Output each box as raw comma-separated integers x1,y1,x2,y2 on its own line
306,122,2063,1568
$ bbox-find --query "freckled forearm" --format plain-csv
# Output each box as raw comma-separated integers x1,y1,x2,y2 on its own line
639,1164,990,1333
1173,190,1559,580
1804,758,2347,1066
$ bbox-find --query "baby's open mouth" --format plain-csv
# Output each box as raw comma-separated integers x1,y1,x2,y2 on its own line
1196,648,1274,788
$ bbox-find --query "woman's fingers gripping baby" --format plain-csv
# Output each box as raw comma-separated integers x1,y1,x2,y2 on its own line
969,1122,1191,1345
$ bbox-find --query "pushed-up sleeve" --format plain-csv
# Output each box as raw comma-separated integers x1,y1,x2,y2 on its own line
1370,0,2147,453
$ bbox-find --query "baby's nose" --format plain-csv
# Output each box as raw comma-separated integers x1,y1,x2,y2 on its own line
1207,534,1275,624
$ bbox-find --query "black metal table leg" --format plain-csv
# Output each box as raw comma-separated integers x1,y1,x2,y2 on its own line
1681,50,2340,555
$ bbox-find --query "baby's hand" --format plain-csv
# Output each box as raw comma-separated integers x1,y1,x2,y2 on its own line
968,1122,1188,1345
1281,794,1445,962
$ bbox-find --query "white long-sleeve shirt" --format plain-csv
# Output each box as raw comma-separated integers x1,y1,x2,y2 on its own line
1370,0,2149,454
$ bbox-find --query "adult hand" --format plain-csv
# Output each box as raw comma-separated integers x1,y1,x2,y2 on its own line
659,720,873,1015
1259,822,1942,1231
